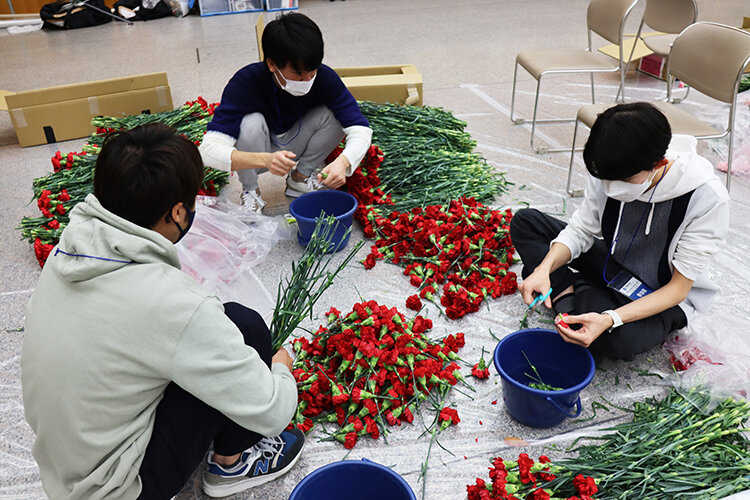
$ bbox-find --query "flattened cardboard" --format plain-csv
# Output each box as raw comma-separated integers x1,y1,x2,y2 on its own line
5,73,172,147
597,33,663,63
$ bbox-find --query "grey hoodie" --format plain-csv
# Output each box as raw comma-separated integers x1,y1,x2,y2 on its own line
553,135,730,318
22,194,297,499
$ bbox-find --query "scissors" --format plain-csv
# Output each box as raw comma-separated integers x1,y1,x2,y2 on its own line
529,287,553,310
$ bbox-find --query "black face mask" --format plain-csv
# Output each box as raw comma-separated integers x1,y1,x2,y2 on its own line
171,209,195,243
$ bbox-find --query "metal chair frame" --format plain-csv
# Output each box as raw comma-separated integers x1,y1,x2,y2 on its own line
567,22,750,195
510,0,640,154
620,0,698,104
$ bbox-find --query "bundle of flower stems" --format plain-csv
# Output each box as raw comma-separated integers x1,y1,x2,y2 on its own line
17,99,229,266
543,387,750,499
270,214,364,351
357,101,510,214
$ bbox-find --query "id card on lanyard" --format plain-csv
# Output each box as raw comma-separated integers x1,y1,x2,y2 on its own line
606,269,654,300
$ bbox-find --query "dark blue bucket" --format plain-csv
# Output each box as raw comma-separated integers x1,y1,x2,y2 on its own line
289,190,358,253
289,459,416,500
493,328,595,428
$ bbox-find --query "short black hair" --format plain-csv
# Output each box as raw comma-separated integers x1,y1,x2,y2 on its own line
583,102,672,180
93,123,204,229
262,12,323,72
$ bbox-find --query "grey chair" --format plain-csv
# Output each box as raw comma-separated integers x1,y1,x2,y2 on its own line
566,22,750,195
622,0,698,103
509,0,640,153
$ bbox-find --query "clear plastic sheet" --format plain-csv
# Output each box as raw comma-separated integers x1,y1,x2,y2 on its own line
662,312,750,409
176,196,289,322
698,92,750,174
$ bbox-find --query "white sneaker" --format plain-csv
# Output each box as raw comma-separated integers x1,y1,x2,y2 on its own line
285,171,326,198
240,190,266,213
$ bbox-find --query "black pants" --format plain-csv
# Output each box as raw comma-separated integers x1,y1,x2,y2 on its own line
510,208,687,361
137,302,273,500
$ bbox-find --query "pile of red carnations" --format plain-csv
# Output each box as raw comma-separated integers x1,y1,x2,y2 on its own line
362,198,517,319
288,300,465,448
17,99,228,267
335,143,518,319
467,453,598,500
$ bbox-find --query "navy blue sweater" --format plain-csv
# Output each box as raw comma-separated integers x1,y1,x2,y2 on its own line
208,62,369,139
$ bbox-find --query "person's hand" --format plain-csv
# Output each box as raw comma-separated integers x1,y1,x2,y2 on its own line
266,151,297,176
556,312,613,348
318,155,349,188
518,268,552,309
272,347,294,372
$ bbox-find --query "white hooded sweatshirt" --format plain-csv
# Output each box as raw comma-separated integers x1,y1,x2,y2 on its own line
22,194,297,500
552,135,730,319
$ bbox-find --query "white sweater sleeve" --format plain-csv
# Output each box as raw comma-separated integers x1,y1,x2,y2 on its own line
671,181,730,281
171,299,298,436
198,131,237,173
551,176,606,261
340,125,373,175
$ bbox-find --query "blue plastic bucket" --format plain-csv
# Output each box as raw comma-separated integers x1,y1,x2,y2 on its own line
493,328,595,428
288,191,358,253
289,459,416,500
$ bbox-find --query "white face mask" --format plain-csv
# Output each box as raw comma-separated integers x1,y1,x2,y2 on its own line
602,169,658,202
273,67,316,97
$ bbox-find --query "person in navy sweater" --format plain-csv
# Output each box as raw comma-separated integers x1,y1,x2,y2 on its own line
199,12,372,212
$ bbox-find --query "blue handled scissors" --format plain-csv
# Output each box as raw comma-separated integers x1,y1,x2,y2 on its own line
529,287,553,309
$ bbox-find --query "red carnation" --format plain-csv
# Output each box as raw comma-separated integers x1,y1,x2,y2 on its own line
406,294,422,311
573,475,598,496
343,432,358,449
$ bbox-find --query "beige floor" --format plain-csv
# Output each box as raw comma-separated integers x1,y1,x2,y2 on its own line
1,1,750,499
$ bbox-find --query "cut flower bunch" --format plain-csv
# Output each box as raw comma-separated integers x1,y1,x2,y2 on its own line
467,453,598,500
288,300,466,449
469,387,750,500
364,198,517,319
357,101,510,214
17,98,228,267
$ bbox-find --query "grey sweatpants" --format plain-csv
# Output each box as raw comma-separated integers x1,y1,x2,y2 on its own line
236,106,345,191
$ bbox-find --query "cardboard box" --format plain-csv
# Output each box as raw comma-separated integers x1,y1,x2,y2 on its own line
3,72,172,147
334,65,423,106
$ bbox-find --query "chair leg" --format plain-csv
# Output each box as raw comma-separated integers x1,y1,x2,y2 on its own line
567,119,584,197
510,61,523,124
529,78,542,152
726,102,738,193
726,129,734,193
590,73,595,104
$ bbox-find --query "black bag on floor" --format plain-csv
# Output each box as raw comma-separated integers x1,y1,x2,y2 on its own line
113,0,172,20
40,0,113,29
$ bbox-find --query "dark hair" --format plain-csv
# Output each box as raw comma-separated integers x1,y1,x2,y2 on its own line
262,12,323,72
583,102,672,180
93,123,204,229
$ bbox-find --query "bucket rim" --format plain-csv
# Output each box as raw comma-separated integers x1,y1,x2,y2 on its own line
288,190,358,223
288,458,416,500
492,328,595,396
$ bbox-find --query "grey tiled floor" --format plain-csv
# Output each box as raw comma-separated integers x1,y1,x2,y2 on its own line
2,1,750,499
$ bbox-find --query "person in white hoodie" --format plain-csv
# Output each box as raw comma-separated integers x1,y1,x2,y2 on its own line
510,103,729,361
22,124,302,500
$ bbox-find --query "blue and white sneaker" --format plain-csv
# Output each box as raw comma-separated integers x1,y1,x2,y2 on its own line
202,429,305,497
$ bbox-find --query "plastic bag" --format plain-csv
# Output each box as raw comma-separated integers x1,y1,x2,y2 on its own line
662,312,750,405
176,196,286,322
698,92,750,174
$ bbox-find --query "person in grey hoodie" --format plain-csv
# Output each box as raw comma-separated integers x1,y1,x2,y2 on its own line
22,123,302,500
510,103,729,361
